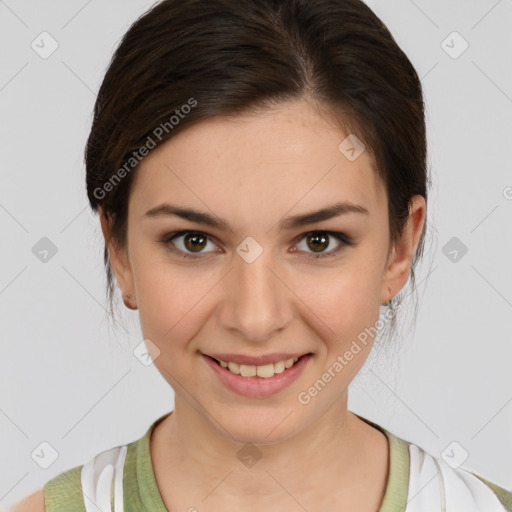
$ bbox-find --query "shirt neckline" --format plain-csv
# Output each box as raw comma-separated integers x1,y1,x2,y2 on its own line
353,413,410,511
136,411,410,511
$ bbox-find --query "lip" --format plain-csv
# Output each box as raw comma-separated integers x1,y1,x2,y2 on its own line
202,353,313,398
205,352,309,366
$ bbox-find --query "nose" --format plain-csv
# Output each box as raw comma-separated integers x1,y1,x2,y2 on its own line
218,246,292,343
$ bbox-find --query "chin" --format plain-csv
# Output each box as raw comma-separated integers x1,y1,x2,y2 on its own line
211,406,302,446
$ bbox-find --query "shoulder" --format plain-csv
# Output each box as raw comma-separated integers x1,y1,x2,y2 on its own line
8,463,86,512
9,443,128,512
8,488,45,512
406,441,512,511
8,418,161,512
41,464,85,512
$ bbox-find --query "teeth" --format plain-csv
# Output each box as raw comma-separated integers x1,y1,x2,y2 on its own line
256,363,274,378
227,361,240,374
240,364,257,377
273,360,285,374
217,356,302,379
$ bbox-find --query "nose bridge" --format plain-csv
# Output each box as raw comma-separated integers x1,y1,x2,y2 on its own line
221,241,289,342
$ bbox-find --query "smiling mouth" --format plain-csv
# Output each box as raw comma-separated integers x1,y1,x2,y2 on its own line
208,354,311,379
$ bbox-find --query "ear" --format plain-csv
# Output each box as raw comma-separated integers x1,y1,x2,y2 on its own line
99,206,136,305
380,195,426,303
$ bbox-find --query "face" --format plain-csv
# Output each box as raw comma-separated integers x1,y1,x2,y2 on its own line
103,98,425,444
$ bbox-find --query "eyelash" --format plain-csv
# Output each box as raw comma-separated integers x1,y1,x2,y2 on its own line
160,230,355,260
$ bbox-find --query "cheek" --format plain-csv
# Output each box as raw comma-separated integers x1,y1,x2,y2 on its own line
299,269,383,382
131,253,216,350
302,263,381,327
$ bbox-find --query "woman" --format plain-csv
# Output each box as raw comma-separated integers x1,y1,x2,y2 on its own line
12,0,512,510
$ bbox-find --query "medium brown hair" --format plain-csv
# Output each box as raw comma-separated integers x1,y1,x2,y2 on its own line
85,0,431,343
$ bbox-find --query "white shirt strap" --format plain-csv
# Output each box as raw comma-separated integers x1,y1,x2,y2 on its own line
81,445,128,512
406,443,509,511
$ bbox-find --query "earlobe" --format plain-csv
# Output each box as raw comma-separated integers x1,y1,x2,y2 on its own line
98,206,137,308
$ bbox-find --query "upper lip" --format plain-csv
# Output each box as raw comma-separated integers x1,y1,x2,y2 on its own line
204,352,310,366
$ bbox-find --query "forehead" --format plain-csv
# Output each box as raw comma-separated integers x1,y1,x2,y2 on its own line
131,100,385,220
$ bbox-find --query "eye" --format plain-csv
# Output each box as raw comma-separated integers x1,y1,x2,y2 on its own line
161,230,219,259
161,230,355,260
292,231,354,259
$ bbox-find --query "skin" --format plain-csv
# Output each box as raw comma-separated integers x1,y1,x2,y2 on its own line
9,489,45,512
98,97,426,511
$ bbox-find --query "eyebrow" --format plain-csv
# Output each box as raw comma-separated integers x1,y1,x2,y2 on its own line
143,201,369,232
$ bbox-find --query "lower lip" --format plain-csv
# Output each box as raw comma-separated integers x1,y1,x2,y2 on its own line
202,354,312,398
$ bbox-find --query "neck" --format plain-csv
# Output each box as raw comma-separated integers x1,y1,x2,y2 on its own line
150,393,388,509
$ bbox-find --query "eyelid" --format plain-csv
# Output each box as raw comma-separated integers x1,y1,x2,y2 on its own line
162,230,221,259
290,230,352,259
161,229,354,259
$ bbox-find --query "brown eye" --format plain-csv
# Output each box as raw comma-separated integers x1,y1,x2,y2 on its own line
183,232,207,252
162,229,354,261
162,230,217,258
306,232,329,253
294,230,353,259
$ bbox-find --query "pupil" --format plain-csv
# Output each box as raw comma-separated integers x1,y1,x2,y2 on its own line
308,232,328,252
185,233,206,252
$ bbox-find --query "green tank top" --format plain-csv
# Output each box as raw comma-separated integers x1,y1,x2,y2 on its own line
42,412,512,511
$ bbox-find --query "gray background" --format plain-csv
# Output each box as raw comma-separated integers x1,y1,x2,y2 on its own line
1,0,511,507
